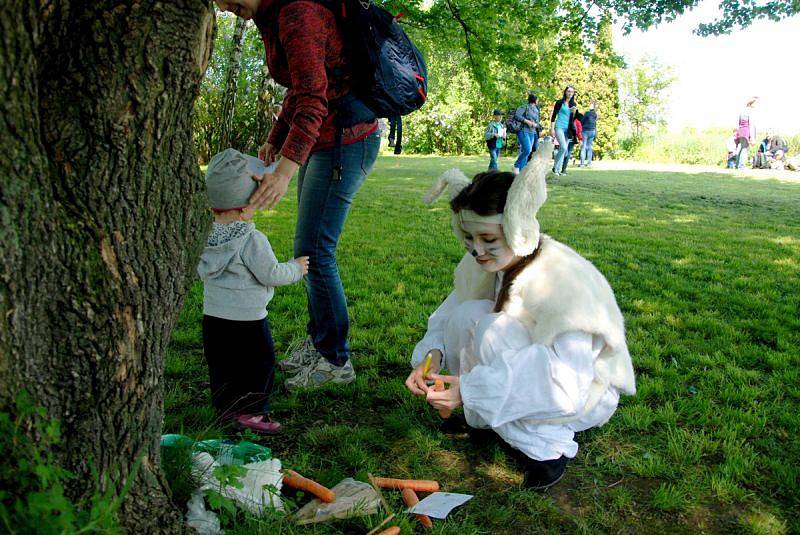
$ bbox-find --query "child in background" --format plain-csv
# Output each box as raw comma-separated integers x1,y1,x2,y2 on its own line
198,149,308,434
485,109,507,171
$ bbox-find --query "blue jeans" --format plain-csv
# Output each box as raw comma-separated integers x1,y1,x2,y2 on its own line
514,131,534,170
488,146,501,170
553,128,568,172
580,130,596,165
294,131,381,366
561,139,577,172
736,138,749,169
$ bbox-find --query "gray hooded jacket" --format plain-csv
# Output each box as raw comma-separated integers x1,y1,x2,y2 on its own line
197,221,303,321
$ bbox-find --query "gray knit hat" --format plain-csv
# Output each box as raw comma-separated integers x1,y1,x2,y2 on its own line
205,148,259,210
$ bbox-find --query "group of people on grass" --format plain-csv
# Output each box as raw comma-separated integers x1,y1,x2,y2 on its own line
725,97,796,171
203,0,635,491
485,87,599,176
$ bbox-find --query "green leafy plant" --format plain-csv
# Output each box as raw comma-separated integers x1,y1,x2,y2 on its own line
0,391,134,534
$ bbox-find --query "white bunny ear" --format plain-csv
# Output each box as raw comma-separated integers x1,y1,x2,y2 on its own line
503,137,552,256
423,168,471,205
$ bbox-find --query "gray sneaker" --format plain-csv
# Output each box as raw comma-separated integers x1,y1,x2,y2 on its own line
279,337,317,373
284,356,356,391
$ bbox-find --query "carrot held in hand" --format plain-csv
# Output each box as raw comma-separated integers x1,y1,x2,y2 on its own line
402,488,433,529
282,470,336,503
433,378,452,418
373,477,440,493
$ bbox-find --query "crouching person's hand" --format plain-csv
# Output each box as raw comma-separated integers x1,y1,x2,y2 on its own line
426,374,462,413
405,350,442,396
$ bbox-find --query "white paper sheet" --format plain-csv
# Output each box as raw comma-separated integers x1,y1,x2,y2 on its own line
406,492,473,519
245,155,277,177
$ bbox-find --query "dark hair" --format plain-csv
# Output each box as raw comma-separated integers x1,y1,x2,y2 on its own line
450,171,514,216
562,85,576,107
450,171,542,312
528,93,538,104
494,242,541,312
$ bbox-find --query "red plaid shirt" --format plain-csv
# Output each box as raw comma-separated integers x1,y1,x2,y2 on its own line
254,0,378,164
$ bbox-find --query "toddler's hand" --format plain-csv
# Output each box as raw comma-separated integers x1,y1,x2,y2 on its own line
294,256,309,275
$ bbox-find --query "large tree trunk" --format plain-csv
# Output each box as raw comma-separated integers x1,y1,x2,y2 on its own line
217,15,247,152
0,1,215,532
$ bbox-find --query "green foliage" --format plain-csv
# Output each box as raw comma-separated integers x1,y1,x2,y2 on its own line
587,17,621,158
195,14,279,163
165,156,800,533
616,127,800,165
620,55,676,139
0,391,126,534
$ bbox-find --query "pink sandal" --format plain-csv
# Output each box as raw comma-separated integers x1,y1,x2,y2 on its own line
235,414,282,435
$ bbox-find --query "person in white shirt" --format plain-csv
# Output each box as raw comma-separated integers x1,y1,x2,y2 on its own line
405,139,636,489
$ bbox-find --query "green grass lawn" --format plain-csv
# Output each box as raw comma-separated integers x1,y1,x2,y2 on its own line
165,154,800,534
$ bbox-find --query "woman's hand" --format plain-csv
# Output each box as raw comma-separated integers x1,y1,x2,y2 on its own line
426,374,462,412
248,156,300,210
249,172,291,211
404,350,441,396
258,142,277,163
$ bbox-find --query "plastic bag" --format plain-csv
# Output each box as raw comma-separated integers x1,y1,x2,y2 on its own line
191,452,284,514
161,434,271,465
293,478,380,525
186,491,222,535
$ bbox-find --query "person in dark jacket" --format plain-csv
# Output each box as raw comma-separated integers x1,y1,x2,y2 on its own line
549,86,577,176
579,101,598,167
560,112,583,174
217,0,381,390
513,93,541,175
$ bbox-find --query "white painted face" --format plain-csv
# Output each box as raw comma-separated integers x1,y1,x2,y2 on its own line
459,220,520,272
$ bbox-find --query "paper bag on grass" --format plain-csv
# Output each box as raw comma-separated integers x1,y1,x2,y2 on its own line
293,478,380,525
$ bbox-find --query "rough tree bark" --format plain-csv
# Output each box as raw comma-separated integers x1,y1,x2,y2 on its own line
217,15,247,152
1,1,215,532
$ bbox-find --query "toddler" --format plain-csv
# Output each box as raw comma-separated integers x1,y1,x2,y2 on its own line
198,149,308,434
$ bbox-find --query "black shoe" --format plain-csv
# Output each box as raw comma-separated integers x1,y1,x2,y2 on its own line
523,455,569,490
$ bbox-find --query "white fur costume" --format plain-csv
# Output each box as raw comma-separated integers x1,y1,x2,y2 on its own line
414,140,635,461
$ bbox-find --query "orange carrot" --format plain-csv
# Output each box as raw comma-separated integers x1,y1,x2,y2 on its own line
282,470,336,503
373,477,440,493
433,378,452,419
375,527,400,535
402,488,433,529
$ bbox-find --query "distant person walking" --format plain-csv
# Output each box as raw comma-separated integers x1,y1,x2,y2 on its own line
579,101,598,167
513,93,541,175
550,86,577,176
484,109,507,171
735,97,758,169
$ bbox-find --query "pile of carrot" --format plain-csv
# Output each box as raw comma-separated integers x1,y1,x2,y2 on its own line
373,477,441,530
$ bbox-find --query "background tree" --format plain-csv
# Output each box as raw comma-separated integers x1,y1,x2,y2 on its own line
218,16,248,152
587,17,621,158
620,55,676,140
0,1,214,532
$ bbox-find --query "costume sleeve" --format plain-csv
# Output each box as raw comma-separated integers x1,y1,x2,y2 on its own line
460,331,598,428
242,233,304,287
411,291,461,368
273,2,332,164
